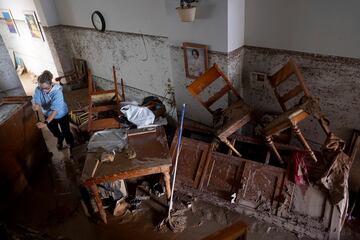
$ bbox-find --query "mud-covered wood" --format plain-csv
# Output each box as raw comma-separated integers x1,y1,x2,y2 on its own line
265,58,321,163
237,160,286,209
82,127,171,182
186,64,253,157
170,134,211,189
202,220,247,240
0,98,50,209
171,125,338,237
203,153,245,199
87,68,121,132
81,127,172,223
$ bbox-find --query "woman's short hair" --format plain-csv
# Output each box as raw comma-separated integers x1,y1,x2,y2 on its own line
38,70,53,85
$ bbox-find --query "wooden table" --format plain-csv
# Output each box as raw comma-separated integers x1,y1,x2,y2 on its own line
81,127,172,223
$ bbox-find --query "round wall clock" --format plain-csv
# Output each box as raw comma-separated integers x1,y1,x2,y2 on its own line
91,11,106,32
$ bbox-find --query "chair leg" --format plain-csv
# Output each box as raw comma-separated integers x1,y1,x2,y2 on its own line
221,137,242,157
265,135,284,164
228,139,236,156
291,124,318,162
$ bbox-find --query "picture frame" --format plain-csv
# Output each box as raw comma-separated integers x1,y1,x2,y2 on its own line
23,10,44,41
183,42,208,79
1,9,19,35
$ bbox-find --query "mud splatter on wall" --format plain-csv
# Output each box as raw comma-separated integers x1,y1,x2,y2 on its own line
60,26,172,99
242,46,360,145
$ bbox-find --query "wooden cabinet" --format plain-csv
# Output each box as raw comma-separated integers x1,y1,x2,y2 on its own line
0,98,51,209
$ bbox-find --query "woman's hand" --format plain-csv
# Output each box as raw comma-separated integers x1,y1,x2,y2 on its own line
32,104,40,111
36,122,47,129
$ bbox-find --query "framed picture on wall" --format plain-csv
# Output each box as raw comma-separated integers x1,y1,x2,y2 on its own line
183,42,208,79
1,9,19,35
23,11,44,41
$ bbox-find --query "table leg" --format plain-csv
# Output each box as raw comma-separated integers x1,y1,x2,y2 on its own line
163,171,171,200
89,183,107,224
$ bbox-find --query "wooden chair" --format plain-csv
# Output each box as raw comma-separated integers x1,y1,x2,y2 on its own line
55,58,88,90
187,63,252,157
87,66,123,132
263,58,328,163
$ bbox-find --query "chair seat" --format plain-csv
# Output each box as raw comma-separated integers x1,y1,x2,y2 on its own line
215,100,252,140
263,107,309,136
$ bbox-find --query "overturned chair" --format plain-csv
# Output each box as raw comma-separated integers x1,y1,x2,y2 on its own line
263,58,331,163
186,63,253,157
87,66,125,132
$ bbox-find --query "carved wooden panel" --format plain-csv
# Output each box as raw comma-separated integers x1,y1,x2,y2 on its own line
237,161,286,210
202,152,244,200
171,136,210,189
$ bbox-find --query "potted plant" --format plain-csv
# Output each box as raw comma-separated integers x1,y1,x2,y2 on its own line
176,0,197,22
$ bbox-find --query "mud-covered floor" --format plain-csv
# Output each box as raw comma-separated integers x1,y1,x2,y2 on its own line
1,127,359,240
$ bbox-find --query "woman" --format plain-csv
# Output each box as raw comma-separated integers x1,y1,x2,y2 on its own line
33,70,74,151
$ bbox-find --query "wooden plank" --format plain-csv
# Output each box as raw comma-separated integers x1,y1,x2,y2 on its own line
84,165,171,186
89,118,121,131
91,105,118,112
203,153,245,199
205,84,230,108
128,127,156,137
199,142,216,190
173,138,210,188
194,143,211,188
280,85,303,103
237,161,286,208
186,66,221,95
270,60,295,87
230,134,307,152
90,89,116,96
89,184,107,224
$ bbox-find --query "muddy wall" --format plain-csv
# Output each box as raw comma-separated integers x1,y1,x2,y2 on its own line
43,25,175,116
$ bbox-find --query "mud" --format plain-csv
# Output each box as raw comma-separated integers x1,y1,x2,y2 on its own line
1,127,359,240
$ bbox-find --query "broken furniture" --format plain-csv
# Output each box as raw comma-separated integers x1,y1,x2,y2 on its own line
263,58,329,163
87,66,124,132
0,96,51,210
203,220,247,240
186,63,253,157
63,88,90,142
170,123,347,239
55,58,88,90
81,127,172,223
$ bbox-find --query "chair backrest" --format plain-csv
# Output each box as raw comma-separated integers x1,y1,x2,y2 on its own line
87,67,121,132
73,58,87,82
186,63,242,114
269,58,311,112
87,67,120,103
